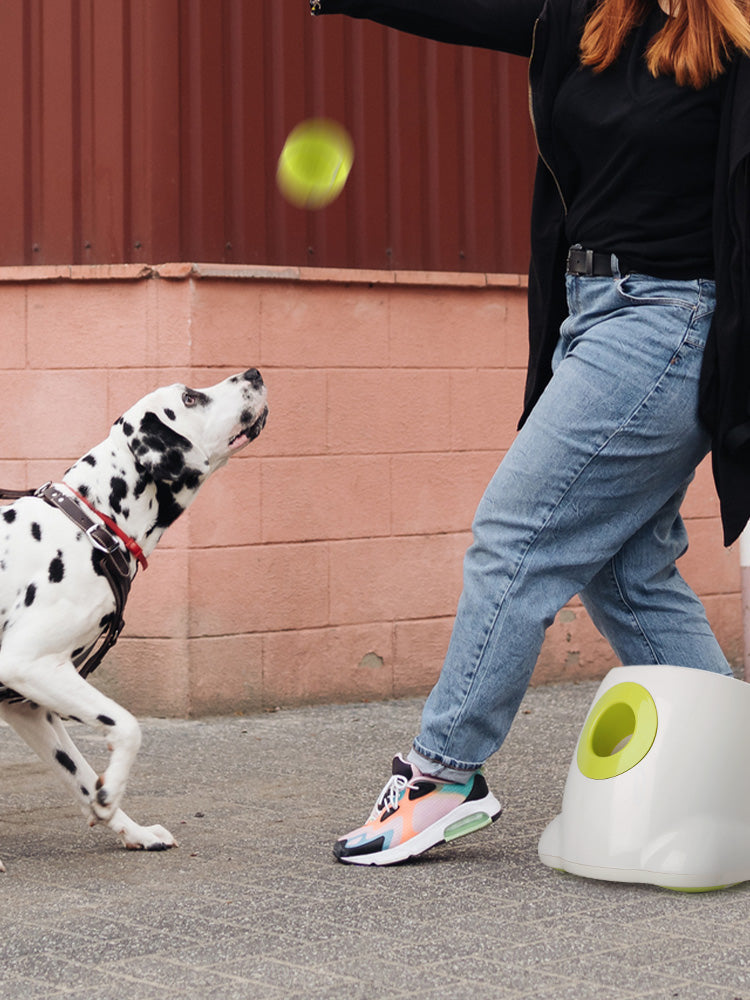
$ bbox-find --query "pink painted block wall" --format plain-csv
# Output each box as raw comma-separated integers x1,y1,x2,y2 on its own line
0,264,741,716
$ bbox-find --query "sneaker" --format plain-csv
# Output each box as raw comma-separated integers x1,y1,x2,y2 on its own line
333,754,502,866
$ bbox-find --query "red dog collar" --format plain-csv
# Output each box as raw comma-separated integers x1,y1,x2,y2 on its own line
70,488,148,571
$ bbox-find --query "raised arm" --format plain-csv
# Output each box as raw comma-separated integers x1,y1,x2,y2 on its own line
310,0,543,58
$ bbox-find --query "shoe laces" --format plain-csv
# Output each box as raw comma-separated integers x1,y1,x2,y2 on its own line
368,772,409,822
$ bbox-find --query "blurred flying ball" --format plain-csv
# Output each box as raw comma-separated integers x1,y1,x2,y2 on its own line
276,119,354,209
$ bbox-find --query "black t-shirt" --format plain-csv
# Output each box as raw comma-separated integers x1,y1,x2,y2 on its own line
552,7,724,278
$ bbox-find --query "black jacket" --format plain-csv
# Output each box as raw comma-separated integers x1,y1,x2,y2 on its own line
314,0,750,544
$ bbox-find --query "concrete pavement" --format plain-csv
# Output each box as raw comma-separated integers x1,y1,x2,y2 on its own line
1,681,750,999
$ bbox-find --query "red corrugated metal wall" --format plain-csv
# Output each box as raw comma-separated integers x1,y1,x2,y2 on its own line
0,0,537,273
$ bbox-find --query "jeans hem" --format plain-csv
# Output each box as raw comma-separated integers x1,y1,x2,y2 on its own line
409,742,484,781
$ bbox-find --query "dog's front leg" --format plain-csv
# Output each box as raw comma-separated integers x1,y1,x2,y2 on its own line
0,654,144,822
47,711,177,850
0,700,177,851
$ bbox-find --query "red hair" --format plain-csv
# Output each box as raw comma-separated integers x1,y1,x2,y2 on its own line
580,0,750,88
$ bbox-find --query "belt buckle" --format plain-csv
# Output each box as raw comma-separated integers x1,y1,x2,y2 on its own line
566,246,595,276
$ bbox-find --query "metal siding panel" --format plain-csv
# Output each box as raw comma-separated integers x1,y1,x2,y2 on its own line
0,0,537,273
426,43,462,271
81,0,128,264
306,11,354,268
224,0,255,264
464,50,489,273
466,47,508,270
267,1,310,266
495,54,536,272
0,4,27,264
128,0,181,264
388,31,428,269
31,0,76,264
226,0,274,265
180,0,229,262
347,20,390,269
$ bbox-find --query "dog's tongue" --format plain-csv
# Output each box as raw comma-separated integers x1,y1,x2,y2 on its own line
228,429,250,450
229,408,267,450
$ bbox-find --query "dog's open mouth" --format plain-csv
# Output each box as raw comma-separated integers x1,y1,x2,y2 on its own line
228,406,268,451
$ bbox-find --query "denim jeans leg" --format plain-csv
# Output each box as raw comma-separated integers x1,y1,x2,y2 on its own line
579,480,731,674
411,274,722,776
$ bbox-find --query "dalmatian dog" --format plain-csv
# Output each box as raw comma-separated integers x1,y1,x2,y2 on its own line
0,369,268,869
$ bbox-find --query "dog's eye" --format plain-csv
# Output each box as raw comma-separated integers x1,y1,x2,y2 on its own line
182,391,198,408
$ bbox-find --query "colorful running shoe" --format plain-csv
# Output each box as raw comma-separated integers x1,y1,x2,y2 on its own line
334,754,502,866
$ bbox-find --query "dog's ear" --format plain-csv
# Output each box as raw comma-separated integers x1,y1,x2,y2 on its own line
121,411,208,482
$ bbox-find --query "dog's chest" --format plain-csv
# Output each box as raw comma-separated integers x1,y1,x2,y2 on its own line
0,498,111,636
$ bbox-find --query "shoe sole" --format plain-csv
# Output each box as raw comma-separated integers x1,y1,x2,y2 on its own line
335,792,502,866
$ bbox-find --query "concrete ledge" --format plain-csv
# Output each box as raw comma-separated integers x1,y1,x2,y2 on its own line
0,262,528,289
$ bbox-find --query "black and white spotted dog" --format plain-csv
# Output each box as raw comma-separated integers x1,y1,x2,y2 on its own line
0,369,268,869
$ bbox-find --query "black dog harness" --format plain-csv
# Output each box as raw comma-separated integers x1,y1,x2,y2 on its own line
0,483,146,701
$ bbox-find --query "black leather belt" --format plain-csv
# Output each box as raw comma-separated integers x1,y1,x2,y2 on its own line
566,246,619,277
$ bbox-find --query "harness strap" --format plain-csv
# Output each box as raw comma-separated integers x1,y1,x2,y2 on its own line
0,487,38,501
69,487,148,570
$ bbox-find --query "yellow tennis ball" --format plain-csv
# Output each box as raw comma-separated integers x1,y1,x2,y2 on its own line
277,119,354,209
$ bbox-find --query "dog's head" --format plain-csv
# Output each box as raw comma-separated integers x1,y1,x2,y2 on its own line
115,369,268,484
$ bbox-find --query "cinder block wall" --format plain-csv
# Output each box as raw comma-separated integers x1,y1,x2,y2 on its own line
0,264,741,716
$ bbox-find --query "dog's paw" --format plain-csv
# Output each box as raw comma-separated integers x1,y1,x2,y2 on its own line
92,775,122,822
0,857,6,873
91,796,118,823
118,823,179,852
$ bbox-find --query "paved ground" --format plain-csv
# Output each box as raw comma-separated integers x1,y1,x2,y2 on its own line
1,680,750,999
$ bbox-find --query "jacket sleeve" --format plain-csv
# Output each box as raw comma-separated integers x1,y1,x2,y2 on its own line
310,0,542,58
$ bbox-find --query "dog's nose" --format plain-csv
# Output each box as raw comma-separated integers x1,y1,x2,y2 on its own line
242,368,264,390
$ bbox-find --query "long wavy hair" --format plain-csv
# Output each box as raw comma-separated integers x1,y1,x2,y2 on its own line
579,0,750,87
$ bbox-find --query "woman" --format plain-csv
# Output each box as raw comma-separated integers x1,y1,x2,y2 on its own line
310,0,750,866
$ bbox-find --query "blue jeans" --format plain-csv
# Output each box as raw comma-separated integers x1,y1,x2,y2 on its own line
409,269,732,781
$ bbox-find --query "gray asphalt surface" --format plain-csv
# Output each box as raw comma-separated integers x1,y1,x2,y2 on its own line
2,681,750,999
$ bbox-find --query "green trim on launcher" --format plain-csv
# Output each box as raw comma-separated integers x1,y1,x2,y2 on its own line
665,884,736,893
577,682,658,780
